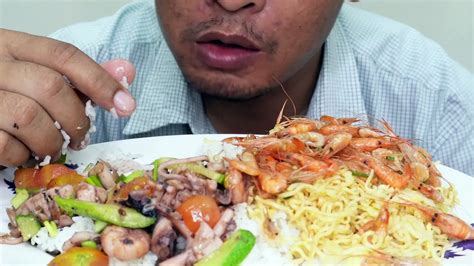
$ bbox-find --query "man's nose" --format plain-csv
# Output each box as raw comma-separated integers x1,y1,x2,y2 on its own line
215,0,266,13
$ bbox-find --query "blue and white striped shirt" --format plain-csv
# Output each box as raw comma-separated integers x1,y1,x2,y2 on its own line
50,0,474,176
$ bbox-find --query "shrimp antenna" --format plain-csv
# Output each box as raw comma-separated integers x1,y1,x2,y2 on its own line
272,75,297,116
275,100,288,125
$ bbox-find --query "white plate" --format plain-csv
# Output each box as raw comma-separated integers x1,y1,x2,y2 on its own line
1,135,473,265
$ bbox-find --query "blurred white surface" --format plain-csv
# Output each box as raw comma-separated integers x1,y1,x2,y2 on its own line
0,0,472,72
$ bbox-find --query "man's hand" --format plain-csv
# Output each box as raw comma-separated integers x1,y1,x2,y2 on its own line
0,29,136,167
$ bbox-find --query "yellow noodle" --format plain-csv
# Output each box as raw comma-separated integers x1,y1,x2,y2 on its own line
248,169,457,263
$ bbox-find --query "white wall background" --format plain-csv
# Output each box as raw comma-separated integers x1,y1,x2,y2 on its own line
0,0,473,73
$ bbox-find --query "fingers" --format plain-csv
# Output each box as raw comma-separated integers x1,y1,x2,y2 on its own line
0,130,30,167
0,91,63,160
0,29,135,116
101,59,136,84
0,60,89,149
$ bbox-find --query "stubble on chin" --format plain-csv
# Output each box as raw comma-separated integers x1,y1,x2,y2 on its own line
182,70,276,101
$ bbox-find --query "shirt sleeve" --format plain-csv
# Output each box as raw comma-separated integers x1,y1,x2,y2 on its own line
430,66,474,176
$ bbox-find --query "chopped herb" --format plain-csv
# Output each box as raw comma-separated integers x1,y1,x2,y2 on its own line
152,159,159,181
118,170,145,183
386,156,395,161
351,171,369,178
44,221,59,237
85,175,103,188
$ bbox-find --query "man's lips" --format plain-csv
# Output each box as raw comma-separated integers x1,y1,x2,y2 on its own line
195,32,262,71
196,32,260,50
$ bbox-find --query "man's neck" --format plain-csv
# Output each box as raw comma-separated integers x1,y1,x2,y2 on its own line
203,49,323,134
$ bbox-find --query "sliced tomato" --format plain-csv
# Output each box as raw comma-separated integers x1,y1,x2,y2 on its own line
15,164,74,191
177,195,221,234
47,172,86,189
114,176,156,201
48,247,108,266
14,168,40,192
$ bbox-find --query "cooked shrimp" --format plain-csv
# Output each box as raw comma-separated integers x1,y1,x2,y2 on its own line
409,162,430,183
398,142,440,185
228,151,260,176
371,148,404,173
238,137,305,154
321,132,352,159
320,116,359,126
350,137,395,152
275,152,329,173
101,226,150,261
358,127,383,138
320,115,340,125
257,154,278,171
427,164,442,188
276,120,319,137
399,202,474,240
293,132,326,148
415,181,444,203
225,167,246,204
359,204,390,244
258,169,288,195
264,137,306,153
288,170,326,184
359,204,390,234
405,164,444,203
319,124,359,136
366,157,408,189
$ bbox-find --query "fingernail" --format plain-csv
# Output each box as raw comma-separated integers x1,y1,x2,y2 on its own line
113,90,135,114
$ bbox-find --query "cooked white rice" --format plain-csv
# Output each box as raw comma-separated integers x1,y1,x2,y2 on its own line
80,100,97,149
39,155,52,167
31,216,95,253
95,151,150,176
202,138,244,163
120,76,130,90
109,107,119,119
60,129,71,154
233,204,297,266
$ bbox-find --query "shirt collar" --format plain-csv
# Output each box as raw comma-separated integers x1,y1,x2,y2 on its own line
306,12,367,121
123,8,367,136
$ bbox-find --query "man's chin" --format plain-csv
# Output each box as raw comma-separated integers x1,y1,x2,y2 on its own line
185,75,274,101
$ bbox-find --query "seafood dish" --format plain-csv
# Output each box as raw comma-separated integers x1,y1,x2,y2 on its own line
1,116,473,265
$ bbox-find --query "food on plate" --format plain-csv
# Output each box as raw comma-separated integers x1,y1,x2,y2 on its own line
1,116,473,265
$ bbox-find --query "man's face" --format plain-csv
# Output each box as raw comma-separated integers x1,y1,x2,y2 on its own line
156,0,343,99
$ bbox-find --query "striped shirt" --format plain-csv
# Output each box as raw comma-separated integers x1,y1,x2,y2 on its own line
50,0,474,176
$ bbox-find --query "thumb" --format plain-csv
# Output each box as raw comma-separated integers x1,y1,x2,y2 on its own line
100,59,136,86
